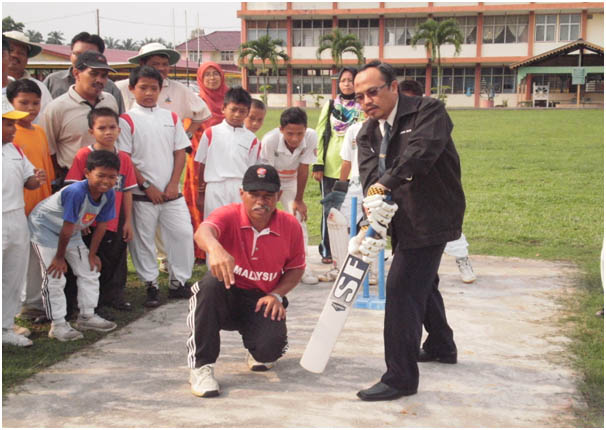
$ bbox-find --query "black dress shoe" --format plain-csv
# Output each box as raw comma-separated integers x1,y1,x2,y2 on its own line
356,382,417,401
417,348,457,364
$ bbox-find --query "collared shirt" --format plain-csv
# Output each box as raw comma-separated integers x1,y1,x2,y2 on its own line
378,98,399,138
260,127,317,184
18,71,53,125
43,68,126,114
339,121,365,184
194,119,261,183
117,102,191,195
40,85,119,169
2,142,35,213
203,203,306,293
115,77,210,123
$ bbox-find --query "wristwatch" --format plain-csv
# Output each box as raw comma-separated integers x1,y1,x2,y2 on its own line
270,292,283,304
186,131,194,139
140,180,151,190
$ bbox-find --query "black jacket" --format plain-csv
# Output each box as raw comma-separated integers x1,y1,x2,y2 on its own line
357,94,466,249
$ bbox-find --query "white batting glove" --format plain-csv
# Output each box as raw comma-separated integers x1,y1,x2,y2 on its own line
363,195,398,238
359,236,387,263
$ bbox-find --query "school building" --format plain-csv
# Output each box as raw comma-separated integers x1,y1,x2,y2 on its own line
237,2,604,108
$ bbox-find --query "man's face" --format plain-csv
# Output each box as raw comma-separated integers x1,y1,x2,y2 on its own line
129,76,161,108
2,118,17,143
2,47,9,82
73,67,108,100
244,107,266,133
280,123,307,151
8,41,29,78
89,115,120,147
11,92,41,124
223,102,249,128
142,55,170,80
240,189,280,224
354,67,398,120
71,41,100,67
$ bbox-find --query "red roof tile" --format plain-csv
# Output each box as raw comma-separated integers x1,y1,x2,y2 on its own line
176,31,241,52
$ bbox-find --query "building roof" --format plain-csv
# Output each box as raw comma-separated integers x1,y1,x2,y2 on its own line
175,31,241,52
510,39,604,69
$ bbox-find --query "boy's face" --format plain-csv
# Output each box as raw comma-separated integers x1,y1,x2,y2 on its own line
11,92,41,124
244,107,266,133
89,115,120,147
85,166,119,195
130,76,160,108
280,123,307,150
2,118,17,143
222,102,249,128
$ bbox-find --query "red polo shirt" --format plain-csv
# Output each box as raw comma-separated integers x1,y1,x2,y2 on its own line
203,203,305,293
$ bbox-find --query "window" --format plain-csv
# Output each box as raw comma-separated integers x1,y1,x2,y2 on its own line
559,14,581,41
585,73,604,93
188,52,201,63
293,19,333,47
431,67,475,94
247,68,287,94
384,18,424,46
220,51,234,62
457,16,478,44
338,18,379,46
247,20,288,44
293,68,333,94
535,14,557,42
483,15,528,44
394,67,427,90
481,67,516,93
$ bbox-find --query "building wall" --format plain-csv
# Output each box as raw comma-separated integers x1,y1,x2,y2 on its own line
483,43,528,58
587,13,604,47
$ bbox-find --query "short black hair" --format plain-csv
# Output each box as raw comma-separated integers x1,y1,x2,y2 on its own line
6,79,42,102
399,79,424,96
224,86,251,108
358,60,397,85
88,107,119,129
280,107,307,128
250,98,266,111
71,32,105,53
86,149,120,172
129,65,163,88
141,53,170,64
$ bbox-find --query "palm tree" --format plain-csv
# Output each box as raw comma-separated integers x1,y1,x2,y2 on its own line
103,37,120,49
410,18,463,100
238,34,289,104
25,30,43,43
46,31,65,45
316,29,364,70
120,38,139,51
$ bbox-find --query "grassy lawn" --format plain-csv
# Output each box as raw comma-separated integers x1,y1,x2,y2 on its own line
3,107,603,426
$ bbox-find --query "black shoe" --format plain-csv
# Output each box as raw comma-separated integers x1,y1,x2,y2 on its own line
111,300,132,311
144,285,160,308
356,382,416,401
168,281,192,299
417,348,457,364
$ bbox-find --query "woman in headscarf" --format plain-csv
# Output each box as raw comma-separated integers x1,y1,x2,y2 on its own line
313,66,363,264
183,62,229,261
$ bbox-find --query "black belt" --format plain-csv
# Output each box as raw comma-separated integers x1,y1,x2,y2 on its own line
132,193,183,203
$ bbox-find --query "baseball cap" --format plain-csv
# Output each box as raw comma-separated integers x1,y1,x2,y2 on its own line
128,42,181,66
2,95,28,120
242,164,281,193
2,31,42,57
74,51,117,72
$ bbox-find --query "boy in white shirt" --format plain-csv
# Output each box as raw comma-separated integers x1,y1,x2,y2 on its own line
260,107,319,285
117,66,194,307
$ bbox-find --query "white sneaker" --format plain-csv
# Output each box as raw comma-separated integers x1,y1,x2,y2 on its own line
246,351,275,371
369,273,378,285
456,257,477,284
13,325,31,337
75,314,117,332
2,329,33,347
49,321,83,342
301,268,319,285
190,364,220,397
318,267,339,282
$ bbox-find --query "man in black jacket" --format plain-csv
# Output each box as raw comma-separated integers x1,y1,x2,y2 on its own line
353,61,465,401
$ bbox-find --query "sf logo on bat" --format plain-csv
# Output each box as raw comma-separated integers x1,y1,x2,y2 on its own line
330,255,369,311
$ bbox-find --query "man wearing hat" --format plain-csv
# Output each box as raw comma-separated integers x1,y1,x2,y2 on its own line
116,42,210,137
186,164,306,398
3,31,52,123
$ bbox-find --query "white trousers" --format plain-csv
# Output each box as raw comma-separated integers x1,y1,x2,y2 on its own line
444,233,470,259
2,209,30,329
21,243,45,311
204,179,242,220
280,180,309,253
32,243,100,322
130,198,194,284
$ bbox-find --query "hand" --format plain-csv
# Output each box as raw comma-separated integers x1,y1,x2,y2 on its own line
255,295,286,321
312,171,323,182
81,226,92,236
47,256,67,279
291,199,307,222
207,246,235,289
89,253,102,272
122,219,134,242
34,168,47,184
196,191,205,216
348,228,386,263
145,185,165,205
164,182,179,201
362,194,398,237
320,190,346,215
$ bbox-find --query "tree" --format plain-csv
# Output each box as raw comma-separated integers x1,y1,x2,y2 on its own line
238,35,289,104
103,37,120,49
2,16,25,32
189,28,205,41
25,29,43,43
316,29,364,70
410,18,463,100
46,31,65,45
119,38,139,51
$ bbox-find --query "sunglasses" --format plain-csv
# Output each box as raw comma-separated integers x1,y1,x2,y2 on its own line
354,83,389,103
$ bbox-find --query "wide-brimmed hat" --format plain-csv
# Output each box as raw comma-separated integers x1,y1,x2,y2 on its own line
2,31,42,58
2,95,29,120
128,43,180,66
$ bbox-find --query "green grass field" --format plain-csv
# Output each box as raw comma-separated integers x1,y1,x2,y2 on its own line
3,107,603,426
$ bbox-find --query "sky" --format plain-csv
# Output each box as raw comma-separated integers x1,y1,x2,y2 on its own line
2,1,241,45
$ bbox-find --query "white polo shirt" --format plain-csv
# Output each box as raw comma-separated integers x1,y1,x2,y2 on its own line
339,121,364,184
260,127,317,185
2,143,34,213
117,103,191,195
194,119,261,183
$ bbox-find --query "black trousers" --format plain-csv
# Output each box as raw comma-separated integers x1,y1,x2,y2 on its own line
318,176,338,260
186,272,288,368
380,242,456,391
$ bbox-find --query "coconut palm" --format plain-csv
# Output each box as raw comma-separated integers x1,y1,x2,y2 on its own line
316,29,364,70
238,34,289,104
46,31,65,45
25,30,43,43
410,18,463,100
103,37,120,49
120,38,139,51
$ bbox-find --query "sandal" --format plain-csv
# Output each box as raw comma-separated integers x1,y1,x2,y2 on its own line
321,257,333,264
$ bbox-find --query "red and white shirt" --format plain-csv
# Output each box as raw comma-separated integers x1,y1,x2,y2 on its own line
203,203,305,293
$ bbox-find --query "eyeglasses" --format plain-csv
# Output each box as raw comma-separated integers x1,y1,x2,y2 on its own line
354,83,389,104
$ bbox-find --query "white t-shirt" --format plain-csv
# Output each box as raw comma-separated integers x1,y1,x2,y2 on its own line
2,143,34,212
117,103,191,195
260,127,317,185
194,119,261,183
339,121,364,184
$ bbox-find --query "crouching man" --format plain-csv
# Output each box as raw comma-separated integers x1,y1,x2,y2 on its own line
186,164,305,398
